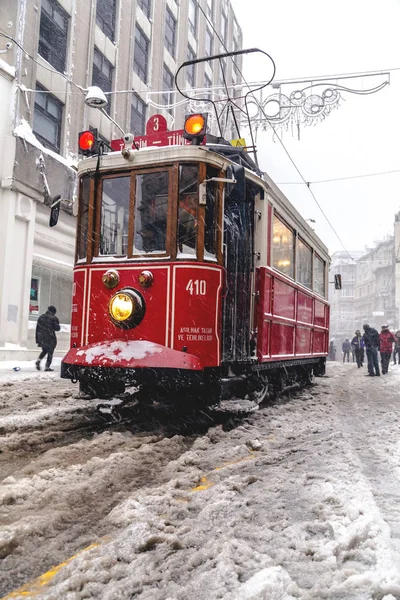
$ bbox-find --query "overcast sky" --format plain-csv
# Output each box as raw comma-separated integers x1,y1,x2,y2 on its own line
229,0,400,256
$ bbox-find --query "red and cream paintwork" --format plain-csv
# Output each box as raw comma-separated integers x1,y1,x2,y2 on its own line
63,262,224,370
256,267,329,361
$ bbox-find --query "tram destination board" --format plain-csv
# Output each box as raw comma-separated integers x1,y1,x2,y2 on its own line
111,114,206,151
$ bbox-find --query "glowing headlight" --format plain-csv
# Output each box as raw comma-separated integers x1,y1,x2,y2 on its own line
109,293,133,321
108,288,145,329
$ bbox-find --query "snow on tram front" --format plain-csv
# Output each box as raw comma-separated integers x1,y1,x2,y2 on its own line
58,108,330,410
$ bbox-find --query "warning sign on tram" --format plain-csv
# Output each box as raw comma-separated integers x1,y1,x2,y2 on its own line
110,114,206,151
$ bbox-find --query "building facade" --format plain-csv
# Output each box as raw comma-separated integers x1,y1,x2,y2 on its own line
329,250,364,346
0,0,242,360
353,237,396,331
329,218,400,354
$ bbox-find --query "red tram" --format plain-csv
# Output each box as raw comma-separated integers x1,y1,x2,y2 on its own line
58,52,330,410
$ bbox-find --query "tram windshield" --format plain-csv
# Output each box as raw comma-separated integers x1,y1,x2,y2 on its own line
77,161,222,263
99,176,130,256
134,172,168,254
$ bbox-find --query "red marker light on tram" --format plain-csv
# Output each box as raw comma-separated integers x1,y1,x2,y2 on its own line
78,129,98,156
183,113,208,145
138,270,154,288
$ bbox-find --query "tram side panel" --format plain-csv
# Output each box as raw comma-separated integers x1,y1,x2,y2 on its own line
256,266,329,362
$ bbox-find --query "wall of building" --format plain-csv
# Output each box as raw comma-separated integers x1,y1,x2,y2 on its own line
0,0,242,360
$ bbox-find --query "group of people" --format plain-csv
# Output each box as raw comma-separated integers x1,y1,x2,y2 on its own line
341,325,400,376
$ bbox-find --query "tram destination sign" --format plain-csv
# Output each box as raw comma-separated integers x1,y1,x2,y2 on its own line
111,114,205,151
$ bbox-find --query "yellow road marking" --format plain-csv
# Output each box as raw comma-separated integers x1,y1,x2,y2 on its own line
190,452,257,492
191,476,215,492
214,453,256,470
1,543,100,599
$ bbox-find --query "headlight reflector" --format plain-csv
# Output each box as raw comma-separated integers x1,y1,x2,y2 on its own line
108,288,145,329
109,293,133,322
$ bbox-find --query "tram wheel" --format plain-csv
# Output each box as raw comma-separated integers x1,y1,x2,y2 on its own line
248,373,269,404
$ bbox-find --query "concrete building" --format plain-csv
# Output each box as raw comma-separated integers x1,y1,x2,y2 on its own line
354,237,396,331
0,0,242,360
329,250,364,347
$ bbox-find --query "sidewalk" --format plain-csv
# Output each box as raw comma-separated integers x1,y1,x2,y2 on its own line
0,357,62,382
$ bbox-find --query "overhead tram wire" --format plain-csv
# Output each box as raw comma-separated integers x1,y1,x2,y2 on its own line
195,1,354,261
278,169,400,186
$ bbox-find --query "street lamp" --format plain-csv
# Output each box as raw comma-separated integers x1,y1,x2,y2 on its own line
84,86,108,109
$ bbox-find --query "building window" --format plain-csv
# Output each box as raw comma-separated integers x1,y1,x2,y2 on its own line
204,73,212,99
272,214,294,279
165,7,176,58
92,47,113,114
188,0,198,36
297,238,312,290
220,11,227,43
187,46,196,88
219,58,227,87
205,27,213,57
131,94,146,135
162,64,174,113
38,0,69,73
314,255,325,297
137,0,151,19
133,25,150,83
33,84,63,153
30,277,40,315
96,0,116,41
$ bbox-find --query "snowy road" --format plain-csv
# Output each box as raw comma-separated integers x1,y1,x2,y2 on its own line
1,363,400,599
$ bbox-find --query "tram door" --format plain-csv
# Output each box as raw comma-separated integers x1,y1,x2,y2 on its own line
222,171,254,364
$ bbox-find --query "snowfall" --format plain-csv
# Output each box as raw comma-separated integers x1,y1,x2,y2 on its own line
1,359,400,600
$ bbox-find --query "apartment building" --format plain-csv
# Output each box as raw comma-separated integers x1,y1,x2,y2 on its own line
0,0,242,359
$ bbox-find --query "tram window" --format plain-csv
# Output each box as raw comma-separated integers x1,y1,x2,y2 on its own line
272,214,294,278
134,172,168,254
99,176,130,256
77,176,90,260
297,237,312,289
204,167,218,259
178,165,198,257
314,254,326,297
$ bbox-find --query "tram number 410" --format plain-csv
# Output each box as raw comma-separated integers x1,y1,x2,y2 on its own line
185,279,207,295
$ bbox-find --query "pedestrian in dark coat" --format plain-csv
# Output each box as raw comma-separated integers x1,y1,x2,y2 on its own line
342,339,351,362
379,324,396,374
351,330,364,368
393,330,400,364
35,306,60,371
362,324,380,376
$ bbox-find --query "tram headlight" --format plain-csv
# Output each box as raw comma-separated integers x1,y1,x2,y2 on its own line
108,288,145,329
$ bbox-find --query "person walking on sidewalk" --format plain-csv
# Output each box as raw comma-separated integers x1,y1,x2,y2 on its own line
35,306,60,371
379,324,396,374
351,330,364,368
362,324,380,377
342,339,351,362
393,330,400,364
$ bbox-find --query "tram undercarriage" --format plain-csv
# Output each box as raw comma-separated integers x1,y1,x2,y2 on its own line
62,357,326,416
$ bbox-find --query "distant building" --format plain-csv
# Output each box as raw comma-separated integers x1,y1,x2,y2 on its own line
354,237,395,330
329,217,400,346
0,0,242,360
329,250,364,345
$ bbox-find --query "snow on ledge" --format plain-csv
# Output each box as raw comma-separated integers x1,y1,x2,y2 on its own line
0,58,16,79
13,118,78,170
